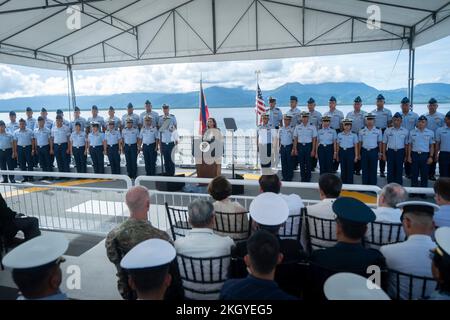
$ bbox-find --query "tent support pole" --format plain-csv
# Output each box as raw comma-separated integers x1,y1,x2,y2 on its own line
67,63,77,119
408,28,415,108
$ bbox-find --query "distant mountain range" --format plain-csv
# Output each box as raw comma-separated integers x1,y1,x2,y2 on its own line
1,82,450,111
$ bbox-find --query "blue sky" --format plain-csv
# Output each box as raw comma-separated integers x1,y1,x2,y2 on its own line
1,35,449,100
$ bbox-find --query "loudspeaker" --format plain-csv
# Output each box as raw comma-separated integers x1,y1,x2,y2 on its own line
231,173,244,195
155,173,185,191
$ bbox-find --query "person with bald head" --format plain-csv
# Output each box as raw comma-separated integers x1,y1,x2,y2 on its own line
105,186,184,300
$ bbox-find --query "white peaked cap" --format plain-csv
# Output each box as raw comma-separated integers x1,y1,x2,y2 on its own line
324,272,391,300
249,192,289,226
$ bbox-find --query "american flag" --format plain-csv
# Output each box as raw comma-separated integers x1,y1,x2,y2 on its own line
255,84,266,122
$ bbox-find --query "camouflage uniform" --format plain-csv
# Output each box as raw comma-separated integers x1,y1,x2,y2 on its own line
105,218,183,300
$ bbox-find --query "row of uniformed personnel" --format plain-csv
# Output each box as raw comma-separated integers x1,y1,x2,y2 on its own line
258,96,450,187
0,101,177,182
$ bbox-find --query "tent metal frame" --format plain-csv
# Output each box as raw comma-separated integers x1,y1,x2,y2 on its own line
0,0,449,106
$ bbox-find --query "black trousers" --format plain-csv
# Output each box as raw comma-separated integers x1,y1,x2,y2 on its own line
36,145,52,173
297,143,312,182
17,145,33,173
318,144,334,175
0,148,15,182
379,128,386,174
429,160,437,178
142,143,157,176
124,143,138,178
386,148,405,185
107,144,121,175
411,152,429,187
2,216,40,243
90,146,104,174
439,151,450,178
361,147,379,185
73,146,87,173
280,144,293,181
54,143,69,172
333,129,341,171
161,142,175,176
339,147,355,184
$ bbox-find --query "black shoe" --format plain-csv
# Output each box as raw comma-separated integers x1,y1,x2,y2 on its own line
10,179,16,183
1,179,7,183
429,176,436,181
380,172,386,178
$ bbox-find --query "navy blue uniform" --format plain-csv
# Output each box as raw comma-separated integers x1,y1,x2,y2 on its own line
122,127,139,178
0,132,15,182
70,131,87,173
294,124,317,182
425,112,445,179
105,129,122,175
139,127,159,176
220,275,296,300
436,125,450,177
317,127,337,175
409,128,435,187
309,242,386,299
279,126,294,181
337,131,358,184
88,132,105,174
359,127,382,185
34,127,52,173
383,127,409,185
51,125,71,172
13,128,34,176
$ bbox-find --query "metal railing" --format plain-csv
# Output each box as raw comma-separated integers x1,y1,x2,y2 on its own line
0,170,436,237
0,170,132,236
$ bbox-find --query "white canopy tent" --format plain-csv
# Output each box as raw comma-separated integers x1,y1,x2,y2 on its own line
1,0,450,107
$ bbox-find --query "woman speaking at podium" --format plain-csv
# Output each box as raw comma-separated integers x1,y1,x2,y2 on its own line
198,118,223,177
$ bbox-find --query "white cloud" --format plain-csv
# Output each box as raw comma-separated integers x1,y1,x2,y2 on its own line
0,35,450,99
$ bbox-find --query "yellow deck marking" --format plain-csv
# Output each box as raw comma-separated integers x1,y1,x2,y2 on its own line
242,173,261,180
1,179,111,198
341,190,377,204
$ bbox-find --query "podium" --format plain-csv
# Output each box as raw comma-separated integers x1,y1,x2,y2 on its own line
193,131,222,179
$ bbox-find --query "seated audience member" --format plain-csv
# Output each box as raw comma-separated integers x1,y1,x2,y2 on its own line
208,175,249,240
2,233,68,300
0,192,40,246
105,186,183,300
428,227,450,300
434,178,450,227
120,239,175,300
174,199,234,299
230,192,306,296
232,192,305,267
220,230,297,300
175,199,234,256
303,173,342,250
380,201,439,299
366,183,407,247
258,174,304,237
306,173,341,219
373,183,408,222
309,197,386,297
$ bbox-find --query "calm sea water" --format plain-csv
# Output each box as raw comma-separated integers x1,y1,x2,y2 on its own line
1,104,449,133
